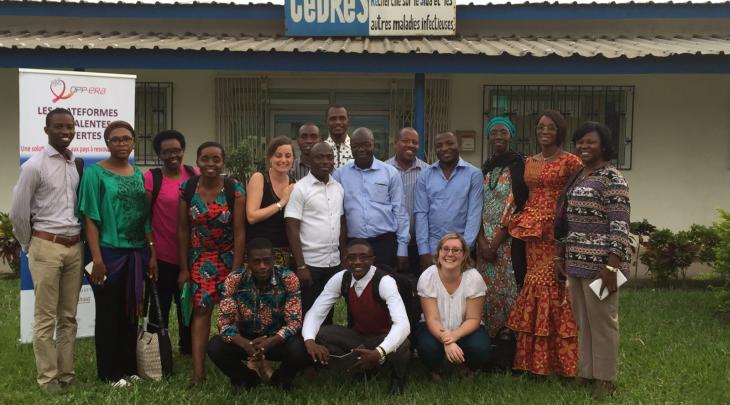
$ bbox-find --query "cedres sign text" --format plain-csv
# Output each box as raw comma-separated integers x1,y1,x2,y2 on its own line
285,0,456,36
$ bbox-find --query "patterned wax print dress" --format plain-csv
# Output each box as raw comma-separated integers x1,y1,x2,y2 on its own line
506,152,582,377
182,178,245,308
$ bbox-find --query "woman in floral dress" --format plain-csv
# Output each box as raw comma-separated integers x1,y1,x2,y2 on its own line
177,141,246,385
506,110,582,377
477,117,527,343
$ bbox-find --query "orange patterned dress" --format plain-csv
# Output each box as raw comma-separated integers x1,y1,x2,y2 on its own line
506,152,582,376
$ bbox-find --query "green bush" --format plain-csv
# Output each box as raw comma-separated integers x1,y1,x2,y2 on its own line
712,210,730,311
640,228,696,283
226,142,265,183
686,224,720,265
0,212,20,275
639,223,720,284
629,219,657,278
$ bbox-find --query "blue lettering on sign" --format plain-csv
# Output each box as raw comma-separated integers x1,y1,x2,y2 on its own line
286,0,369,36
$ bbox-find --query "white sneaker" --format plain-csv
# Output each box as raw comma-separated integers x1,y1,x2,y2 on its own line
128,375,143,383
111,379,129,388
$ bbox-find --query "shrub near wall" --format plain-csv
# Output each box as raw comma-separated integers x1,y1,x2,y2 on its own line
712,210,730,312
639,224,718,285
0,212,20,277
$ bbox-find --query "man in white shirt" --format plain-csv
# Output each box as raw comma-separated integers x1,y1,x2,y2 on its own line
9,108,83,394
285,142,347,321
302,239,411,395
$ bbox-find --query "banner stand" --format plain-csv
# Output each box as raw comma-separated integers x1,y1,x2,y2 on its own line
18,68,136,343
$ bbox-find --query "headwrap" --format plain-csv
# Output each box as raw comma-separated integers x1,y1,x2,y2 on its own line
485,116,516,138
483,116,528,211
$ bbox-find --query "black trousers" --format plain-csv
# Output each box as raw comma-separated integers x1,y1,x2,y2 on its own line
316,324,410,379
148,260,191,353
302,264,340,325
404,242,421,288
91,271,137,382
511,238,527,289
207,334,313,388
359,232,397,271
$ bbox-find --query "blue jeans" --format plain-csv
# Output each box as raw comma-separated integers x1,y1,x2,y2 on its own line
415,322,491,372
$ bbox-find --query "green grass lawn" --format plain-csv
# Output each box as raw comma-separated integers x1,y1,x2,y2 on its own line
1,278,729,404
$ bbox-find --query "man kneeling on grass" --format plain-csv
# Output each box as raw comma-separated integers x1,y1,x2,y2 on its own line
207,237,312,391
302,239,411,394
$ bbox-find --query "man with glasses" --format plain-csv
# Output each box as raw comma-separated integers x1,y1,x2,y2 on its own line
207,237,312,391
302,239,411,394
333,127,409,272
414,131,483,271
10,108,84,394
143,129,197,355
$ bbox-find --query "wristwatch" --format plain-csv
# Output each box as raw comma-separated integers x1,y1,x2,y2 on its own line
376,346,387,365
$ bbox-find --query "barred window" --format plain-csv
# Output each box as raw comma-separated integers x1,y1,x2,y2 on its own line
482,85,634,169
135,82,173,165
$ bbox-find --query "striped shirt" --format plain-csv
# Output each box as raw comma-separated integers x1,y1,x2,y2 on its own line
385,155,429,238
9,144,81,251
291,158,311,181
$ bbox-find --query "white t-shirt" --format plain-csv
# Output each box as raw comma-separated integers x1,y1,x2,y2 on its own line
284,172,344,268
417,265,487,331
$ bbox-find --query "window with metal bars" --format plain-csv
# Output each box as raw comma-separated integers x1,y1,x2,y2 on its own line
134,82,173,165
482,85,634,170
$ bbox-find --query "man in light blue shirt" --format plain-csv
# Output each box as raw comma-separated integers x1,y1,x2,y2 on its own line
333,127,409,272
414,131,483,271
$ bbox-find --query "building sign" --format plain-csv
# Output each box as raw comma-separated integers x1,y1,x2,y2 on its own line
285,0,456,37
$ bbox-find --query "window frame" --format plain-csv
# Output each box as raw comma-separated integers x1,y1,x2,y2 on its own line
482,84,634,170
134,81,174,166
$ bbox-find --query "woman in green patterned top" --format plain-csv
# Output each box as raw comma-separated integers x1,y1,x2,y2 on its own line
77,120,158,386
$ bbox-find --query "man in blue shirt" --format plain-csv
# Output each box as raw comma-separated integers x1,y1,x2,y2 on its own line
333,127,409,272
414,131,483,271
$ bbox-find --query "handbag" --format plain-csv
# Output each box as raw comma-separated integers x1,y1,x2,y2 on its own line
136,279,173,381
179,281,193,327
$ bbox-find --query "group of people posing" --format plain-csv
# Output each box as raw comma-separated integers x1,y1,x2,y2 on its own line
11,104,630,399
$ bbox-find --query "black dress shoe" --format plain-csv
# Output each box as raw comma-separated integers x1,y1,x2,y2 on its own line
270,369,295,391
389,377,406,395
232,374,261,393
270,375,294,391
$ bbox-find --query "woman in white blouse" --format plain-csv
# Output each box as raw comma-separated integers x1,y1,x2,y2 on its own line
416,232,491,380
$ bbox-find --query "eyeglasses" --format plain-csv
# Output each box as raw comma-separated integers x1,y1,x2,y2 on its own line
159,148,183,158
108,136,134,146
440,247,463,255
346,254,373,262
536,125,557,132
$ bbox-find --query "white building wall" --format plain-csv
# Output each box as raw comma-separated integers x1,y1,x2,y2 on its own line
1,68,728,232
450,73,730,231
0,69,21,214
129,69,217,168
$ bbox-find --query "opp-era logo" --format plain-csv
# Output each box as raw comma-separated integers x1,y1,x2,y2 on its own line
50,79,75,103
50,78,107,103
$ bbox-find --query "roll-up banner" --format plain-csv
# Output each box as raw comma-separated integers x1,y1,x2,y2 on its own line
18,68,136,343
